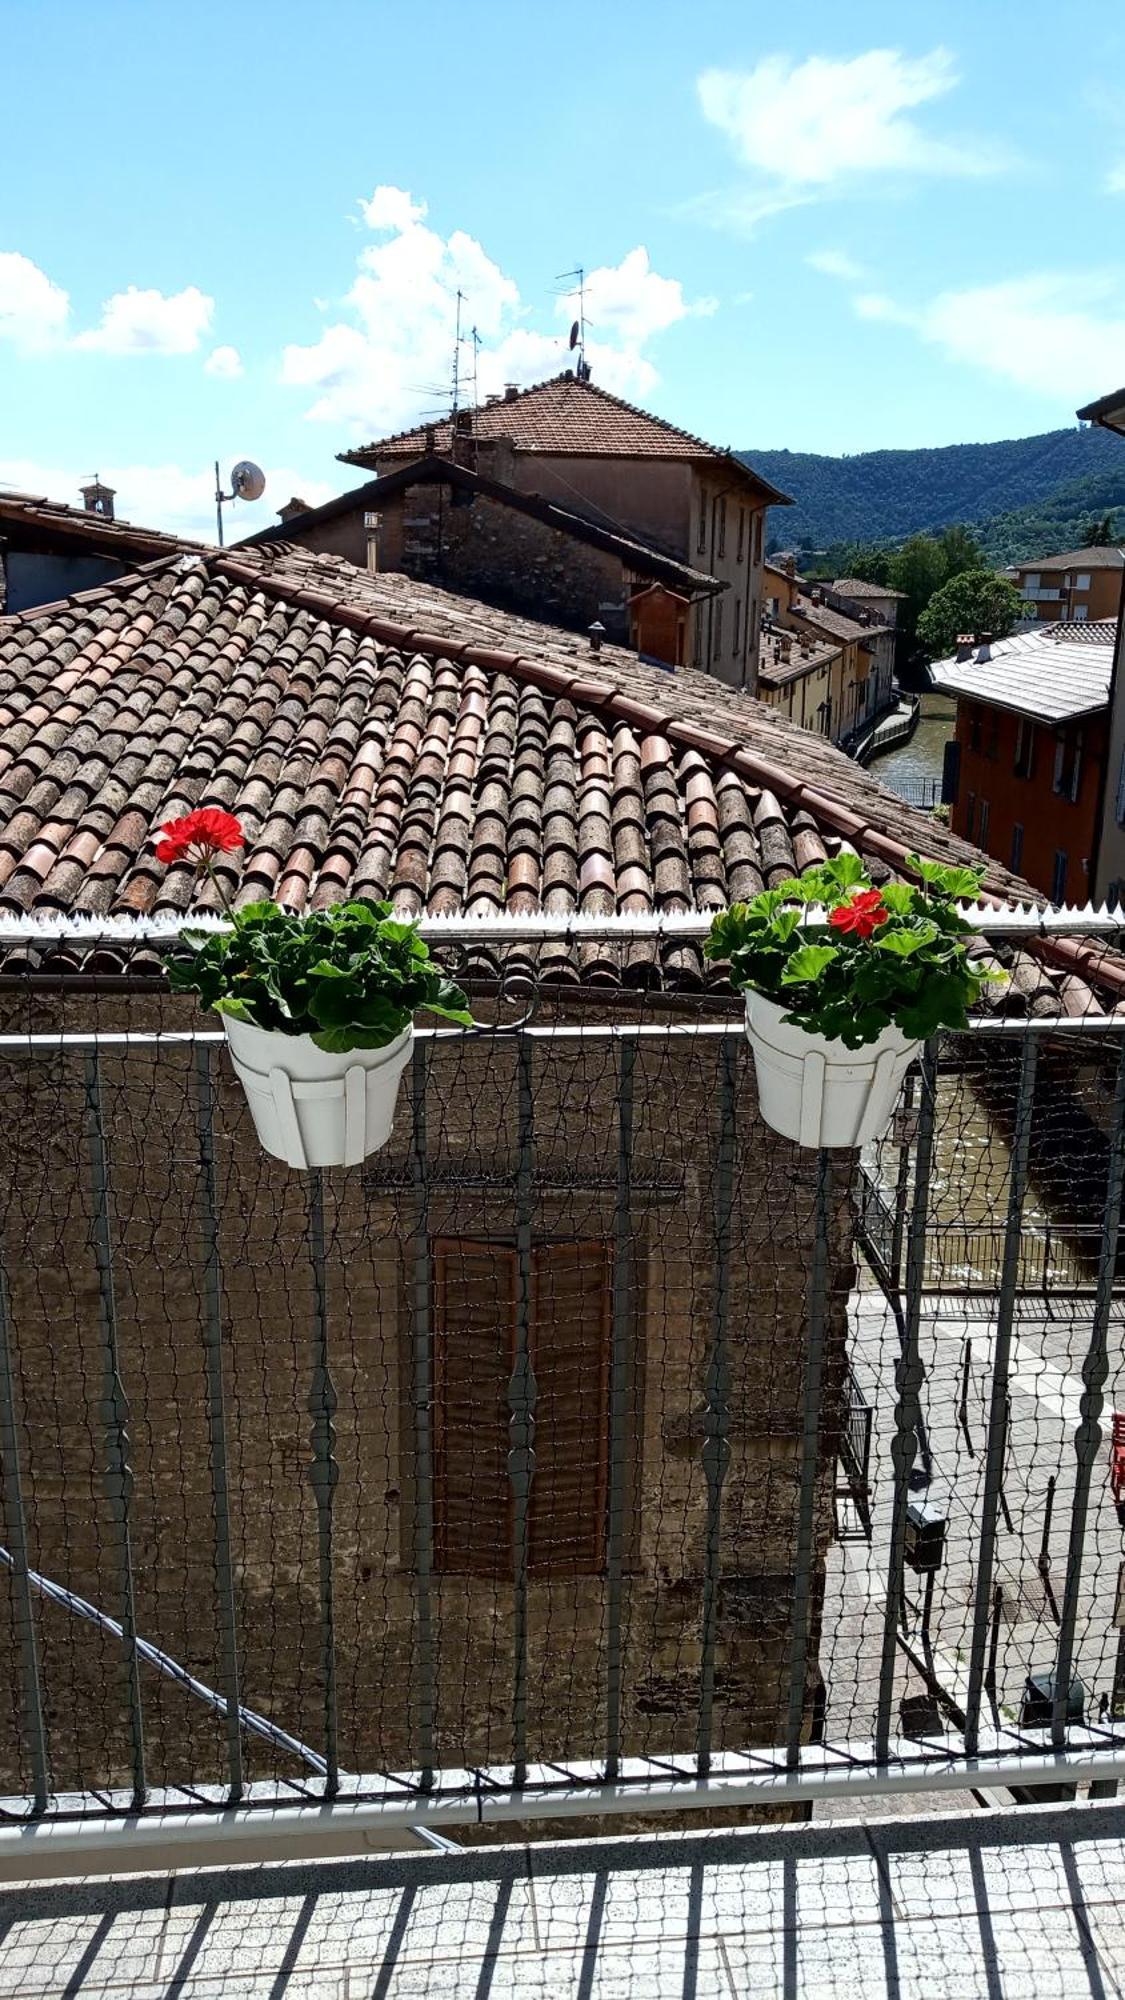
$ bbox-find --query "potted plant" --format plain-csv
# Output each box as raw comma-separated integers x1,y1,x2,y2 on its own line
706,852,998,1149
156,810,472,1169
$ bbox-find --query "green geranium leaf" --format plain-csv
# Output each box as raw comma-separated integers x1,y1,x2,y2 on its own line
824,852,866,889
781,944,839,984
875,922,938,957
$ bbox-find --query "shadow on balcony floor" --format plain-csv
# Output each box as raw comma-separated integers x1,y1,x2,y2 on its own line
2,1800,1125,1997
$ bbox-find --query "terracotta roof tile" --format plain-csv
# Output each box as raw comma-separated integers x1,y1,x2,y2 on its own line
0,540,1108,1005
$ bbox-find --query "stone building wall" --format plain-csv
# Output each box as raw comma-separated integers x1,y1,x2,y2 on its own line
0,983,852,1816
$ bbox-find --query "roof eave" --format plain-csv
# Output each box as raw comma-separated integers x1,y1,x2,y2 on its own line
1077,386,1125,436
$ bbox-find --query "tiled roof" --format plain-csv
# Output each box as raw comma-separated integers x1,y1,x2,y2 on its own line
793,595,884,646
929,620,1116,724
831,577,906,601
0,489,208,560
340,374,790,501
0,543,1116,1006
1014,546,1125,573
241,454,722,597
757,624,839,689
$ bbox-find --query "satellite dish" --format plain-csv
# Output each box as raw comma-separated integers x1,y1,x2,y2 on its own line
569,320,580,352
230,460,266,503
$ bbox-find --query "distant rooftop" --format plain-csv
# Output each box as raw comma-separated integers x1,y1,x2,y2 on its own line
339,372,791,503
1012,545,1125,573
929,619,1117,724
832,576,906,600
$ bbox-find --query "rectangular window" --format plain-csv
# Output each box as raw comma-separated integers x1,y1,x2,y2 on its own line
1074,604,1089,622
697,499,707,555
1052,850,1068,903
1013,717,1036,779
733,596,742,654
978,799,990,846
713,601,724,661
754,513,763,563
1053,728,1083,802
1024,573,1041,592
716,497,727,558
965,792,976,840
736,507,746,564
1075,572,1091,592
432,1238,613,1577
1010,823,1024,873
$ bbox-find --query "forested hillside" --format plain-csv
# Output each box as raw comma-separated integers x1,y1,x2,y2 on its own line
744,425,1125,556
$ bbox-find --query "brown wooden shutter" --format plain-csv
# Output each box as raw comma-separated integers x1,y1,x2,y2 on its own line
432,1239,515,1577
528,1241,611,1576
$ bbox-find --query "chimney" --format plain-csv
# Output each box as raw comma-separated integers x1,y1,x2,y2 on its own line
785,555,796,579
424,424,436,452
80,479,116,521
588,621,606,654
277,495,311,523
975,632,994,664
779,635,793,661
504,382,519,401
955,633,974,663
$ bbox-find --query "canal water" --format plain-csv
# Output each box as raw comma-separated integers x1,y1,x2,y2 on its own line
868,692,957,804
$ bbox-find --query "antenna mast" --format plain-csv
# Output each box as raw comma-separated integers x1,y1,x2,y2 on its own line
451,289,464,415
557,266,591,381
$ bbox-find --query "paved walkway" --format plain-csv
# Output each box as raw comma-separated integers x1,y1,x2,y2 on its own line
3,1800,1125,1996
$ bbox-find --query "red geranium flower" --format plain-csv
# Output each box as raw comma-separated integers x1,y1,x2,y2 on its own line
829,888,889,939
155,808,244,868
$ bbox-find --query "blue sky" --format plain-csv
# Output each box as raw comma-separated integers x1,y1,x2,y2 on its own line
2,0,1124,539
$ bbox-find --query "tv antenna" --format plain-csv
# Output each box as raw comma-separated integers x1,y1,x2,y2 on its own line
451,289,465,415
557,267,591,382
214,459,266,546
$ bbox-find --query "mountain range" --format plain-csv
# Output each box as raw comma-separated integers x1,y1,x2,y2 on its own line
742,425,1125,565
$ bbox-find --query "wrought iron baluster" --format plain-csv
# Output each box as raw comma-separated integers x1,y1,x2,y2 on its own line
509,1040,536,1788
193,1045,243,1803
1051,1039,1125,1747
786,1148,833,1768
876,1043,938,1763
604,1038,634,1782
697,1039,736,1777
964,1033,1039,1755
410,1038,437,1789
0,1249,49,1812
307,1168,339,1796
83,1054,146,1809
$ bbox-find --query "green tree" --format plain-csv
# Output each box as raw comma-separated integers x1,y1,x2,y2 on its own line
915,568,1024,662
936,523,981,579
888,534,948,663
1084,511,1117,547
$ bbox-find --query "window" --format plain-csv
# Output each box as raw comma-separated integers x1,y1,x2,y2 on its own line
733,597,742,654
754,513,763,563
1010,823,1024,873
1074,572,1091,592
1052,851,1068,903
1053,728,1083,802
697,500,707,555
431,1239,614,1577
977,799,990,846
736,507,746,564
1024,573,1041,592
1074,605,1089,622
713,601,724,661
968,713,982,753
965,792,976,840
1013,717,1036,779
716,497,727,558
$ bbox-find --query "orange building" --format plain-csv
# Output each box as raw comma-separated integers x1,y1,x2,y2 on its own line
930,622,1115,902
1010,546,1124,625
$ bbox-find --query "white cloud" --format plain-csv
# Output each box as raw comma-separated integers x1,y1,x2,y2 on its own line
74,283,214,355
0,252,70,350
1108,161,1125,195
806,249,864,282
282,185,708,436
849,271,1125,400
0,456,339,544
205,344,243,378
698,48,1000,184
694,49,1009,235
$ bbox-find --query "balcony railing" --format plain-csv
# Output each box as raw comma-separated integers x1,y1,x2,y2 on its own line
2,915,1125,1874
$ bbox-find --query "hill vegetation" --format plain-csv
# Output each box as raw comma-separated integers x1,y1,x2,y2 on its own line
744,424,1125,563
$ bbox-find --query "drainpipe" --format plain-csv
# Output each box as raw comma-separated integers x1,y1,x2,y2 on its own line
1088,555,1125,897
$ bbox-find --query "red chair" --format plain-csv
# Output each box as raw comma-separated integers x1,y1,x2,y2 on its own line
1111,1415,1125,1508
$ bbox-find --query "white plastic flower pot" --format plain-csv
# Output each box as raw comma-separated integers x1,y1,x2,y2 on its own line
222,1014,413,1169
744,990,921,1149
